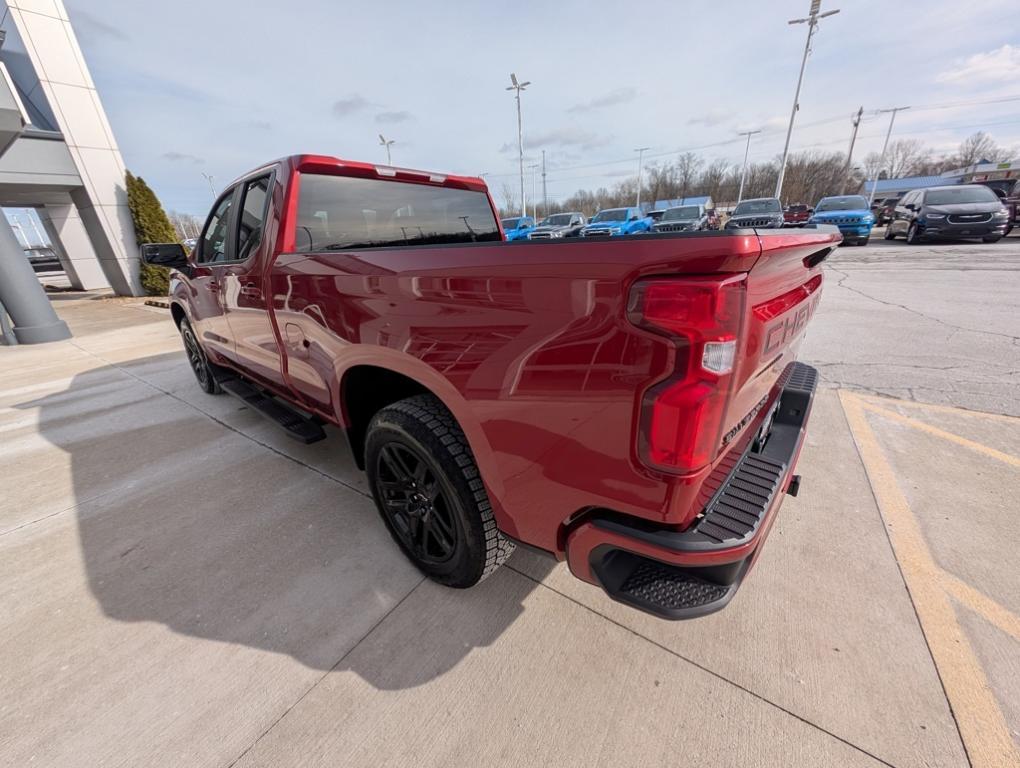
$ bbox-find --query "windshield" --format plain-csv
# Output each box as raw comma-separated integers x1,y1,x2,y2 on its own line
787,204,808,212
815,196,868,212
540,214,574,226
501,217,521,229
591,209,628,222
925,187,1000,205
733,199,781,215
663,206,700,221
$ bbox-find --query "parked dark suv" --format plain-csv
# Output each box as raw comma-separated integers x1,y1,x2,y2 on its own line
885,185,1010,244
652,204,710,232
725,197,785,229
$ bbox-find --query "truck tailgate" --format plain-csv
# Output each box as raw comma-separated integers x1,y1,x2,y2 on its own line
722,230,831,457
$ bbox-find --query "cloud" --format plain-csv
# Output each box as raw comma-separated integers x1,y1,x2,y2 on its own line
688,112,729,128
567,87,637,113
375,110,413,124
332,95,371,117
162,151,203,165
500,127,613,154
936,44,1020,84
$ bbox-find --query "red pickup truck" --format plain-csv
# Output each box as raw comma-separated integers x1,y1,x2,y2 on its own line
142,155,835,619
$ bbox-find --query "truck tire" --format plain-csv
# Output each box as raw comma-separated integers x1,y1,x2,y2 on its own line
365,395,514,587
180,318,221,394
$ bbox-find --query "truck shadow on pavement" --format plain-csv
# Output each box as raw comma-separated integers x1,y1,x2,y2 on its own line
21,352,552,687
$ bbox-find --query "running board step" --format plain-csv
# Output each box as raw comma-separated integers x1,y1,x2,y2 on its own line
219,377,326,444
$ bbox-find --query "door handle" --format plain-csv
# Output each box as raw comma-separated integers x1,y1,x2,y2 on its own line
208,279,220,292
240,282,262,299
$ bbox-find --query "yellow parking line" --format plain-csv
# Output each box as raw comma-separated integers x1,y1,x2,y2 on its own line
859,400,1020,469
858,394,1020,424
939,571,1020,643
839,390,1020,768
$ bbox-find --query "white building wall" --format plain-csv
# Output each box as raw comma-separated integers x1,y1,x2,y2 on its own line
4,0,141,295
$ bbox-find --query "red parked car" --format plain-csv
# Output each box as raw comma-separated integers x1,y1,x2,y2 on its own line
783,203,811,226
142,154,835,619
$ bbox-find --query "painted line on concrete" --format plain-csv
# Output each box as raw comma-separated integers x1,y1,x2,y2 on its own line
839,390,1020,768
939,571,1020,644
859,400,1020,469
858,394,1020,424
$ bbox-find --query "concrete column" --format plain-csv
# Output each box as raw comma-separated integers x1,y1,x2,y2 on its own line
0,211,70,343
38,204,110,291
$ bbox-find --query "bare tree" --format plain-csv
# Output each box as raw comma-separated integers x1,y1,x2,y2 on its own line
676,152,704,200
498,181,518,218
956,131,1011,166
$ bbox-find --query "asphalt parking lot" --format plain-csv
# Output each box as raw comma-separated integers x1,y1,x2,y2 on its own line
2,232,1018,767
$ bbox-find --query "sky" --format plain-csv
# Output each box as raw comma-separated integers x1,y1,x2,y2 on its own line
64,0,1020,216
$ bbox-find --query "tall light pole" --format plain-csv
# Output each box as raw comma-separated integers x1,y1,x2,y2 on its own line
775,0,840,201
736,129,761,203
506,72,531,217
634,147,651,208
378,134,395,165
868,106,910,204
541,150,548,216
528,163,540,219
840,106,864,194
201,172,216,199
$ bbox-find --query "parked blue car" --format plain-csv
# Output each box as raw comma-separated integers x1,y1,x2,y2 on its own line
579,207,651,237
808,195,875,245
501,215,536,241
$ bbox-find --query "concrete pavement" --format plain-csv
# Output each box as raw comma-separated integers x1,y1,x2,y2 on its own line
2,240,1018,766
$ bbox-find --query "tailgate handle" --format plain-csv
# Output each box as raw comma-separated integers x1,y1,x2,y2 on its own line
803,247,832,269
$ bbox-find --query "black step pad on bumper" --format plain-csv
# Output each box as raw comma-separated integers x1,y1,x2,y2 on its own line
219,377,326,444
588,361,817,619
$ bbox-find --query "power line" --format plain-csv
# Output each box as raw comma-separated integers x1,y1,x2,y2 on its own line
482,93,1020,182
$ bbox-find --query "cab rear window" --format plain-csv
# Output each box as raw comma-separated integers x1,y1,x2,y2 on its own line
295,173,500,251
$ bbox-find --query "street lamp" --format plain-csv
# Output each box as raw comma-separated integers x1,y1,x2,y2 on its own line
506,72,531,218
378,134,395,165
634,147,651,208
736,129,761,203
774,0,840,200
868,106,910,204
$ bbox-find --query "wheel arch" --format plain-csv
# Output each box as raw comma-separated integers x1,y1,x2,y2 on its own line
336,363,504,512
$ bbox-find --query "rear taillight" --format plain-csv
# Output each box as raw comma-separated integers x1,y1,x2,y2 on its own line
628,276,746,473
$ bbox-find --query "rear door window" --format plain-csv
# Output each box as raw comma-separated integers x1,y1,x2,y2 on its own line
295,174,500,251
236,176,271,261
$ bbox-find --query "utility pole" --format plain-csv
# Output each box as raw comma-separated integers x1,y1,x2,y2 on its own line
840,106,864,194
541,150,548,217
868,106,910,204
506,73,531,217
634,147,651,208
378,134,395,165
528,163,540,219
201,172,216,199
736,129,761,203
775,0,840,200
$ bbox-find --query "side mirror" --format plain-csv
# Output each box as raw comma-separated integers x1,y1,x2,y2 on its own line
629,215,639,221
141,243,189,270
808,208,814,214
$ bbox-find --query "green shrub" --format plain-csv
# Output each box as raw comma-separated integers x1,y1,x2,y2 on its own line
126,170,178,296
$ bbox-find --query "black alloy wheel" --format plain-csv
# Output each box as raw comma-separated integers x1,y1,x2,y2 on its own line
180,318,221,394
374,441,458,566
